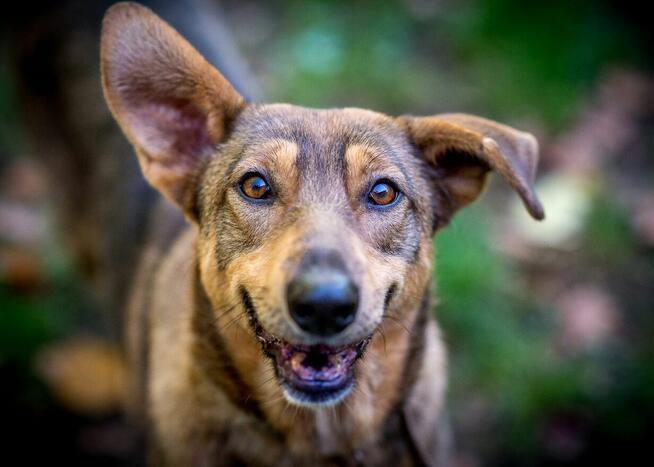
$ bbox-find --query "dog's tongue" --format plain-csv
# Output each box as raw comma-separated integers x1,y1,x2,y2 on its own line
281,343,356,381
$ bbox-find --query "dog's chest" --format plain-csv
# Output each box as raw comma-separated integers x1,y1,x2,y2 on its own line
223,410,422,467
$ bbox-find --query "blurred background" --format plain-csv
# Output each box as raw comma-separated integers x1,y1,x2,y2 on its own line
1,0,652,465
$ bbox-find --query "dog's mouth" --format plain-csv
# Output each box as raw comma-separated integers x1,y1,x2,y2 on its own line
273,339,368,405
240,288,369,406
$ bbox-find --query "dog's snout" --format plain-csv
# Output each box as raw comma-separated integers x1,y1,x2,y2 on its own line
287,271,359,336
287,250,358,337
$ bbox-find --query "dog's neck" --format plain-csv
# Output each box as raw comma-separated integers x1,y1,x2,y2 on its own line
190,262,431,459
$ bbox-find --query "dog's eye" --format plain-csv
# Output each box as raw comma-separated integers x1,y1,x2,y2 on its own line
239,173,271,200
368,181,399,206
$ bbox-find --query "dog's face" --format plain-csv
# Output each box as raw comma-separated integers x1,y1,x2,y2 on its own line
101,3,543,407
196,104,437,405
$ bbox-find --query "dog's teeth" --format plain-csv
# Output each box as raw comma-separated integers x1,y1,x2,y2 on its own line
290,351,306,371
328,354,343,369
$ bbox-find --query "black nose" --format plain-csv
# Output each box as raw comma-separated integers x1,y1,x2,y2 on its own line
287,252,358,337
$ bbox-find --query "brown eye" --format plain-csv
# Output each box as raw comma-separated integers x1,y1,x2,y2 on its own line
368,181,399,206
239,173,271,200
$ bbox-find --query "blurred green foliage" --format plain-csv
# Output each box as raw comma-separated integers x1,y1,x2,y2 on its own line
438,0,647,126
257,0,646,127
0,239,81,366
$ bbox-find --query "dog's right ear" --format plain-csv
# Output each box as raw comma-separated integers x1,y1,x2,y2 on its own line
398,113,544,228
101,2,245,219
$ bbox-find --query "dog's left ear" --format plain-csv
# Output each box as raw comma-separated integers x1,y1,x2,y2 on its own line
398,113,545,227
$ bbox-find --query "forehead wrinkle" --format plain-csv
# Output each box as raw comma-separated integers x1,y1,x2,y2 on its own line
293,128,348,205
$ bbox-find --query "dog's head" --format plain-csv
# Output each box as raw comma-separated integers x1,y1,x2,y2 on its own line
101,3,544,408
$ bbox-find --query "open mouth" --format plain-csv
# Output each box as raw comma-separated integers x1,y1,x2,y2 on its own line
241,289,369,405
274,340,367,405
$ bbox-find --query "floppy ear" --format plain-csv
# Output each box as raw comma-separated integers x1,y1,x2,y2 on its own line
100,2,245,218
398,113,545,226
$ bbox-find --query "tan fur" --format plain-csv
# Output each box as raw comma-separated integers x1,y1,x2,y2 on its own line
102,3,544,466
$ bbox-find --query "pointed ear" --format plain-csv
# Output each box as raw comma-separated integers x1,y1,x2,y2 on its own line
398,113,545,225
100,2,245,218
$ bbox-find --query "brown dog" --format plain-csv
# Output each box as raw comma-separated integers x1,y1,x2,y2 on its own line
100,3,544,466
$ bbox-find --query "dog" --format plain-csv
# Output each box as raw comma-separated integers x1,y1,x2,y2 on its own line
100,3,545,465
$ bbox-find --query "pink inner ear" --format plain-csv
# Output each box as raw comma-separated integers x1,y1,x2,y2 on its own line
128,97,212,162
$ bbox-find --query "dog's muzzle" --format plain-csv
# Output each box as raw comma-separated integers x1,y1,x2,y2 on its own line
243,249,368,406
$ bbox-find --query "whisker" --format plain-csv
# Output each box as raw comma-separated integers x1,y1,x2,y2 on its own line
281,400,292,419
342,397,355,420
255,374,278,391
378,323,388,354
213,302,241,323
355,382,373,400
222,311,247,331
260,394,287,407
382,314,411,335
